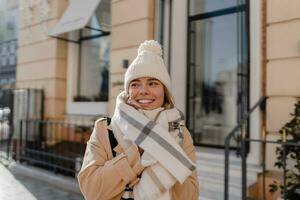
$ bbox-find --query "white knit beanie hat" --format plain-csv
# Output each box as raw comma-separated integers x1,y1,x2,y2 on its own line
124,40,171,95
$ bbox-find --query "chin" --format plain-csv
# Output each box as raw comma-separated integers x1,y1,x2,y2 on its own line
140,106,151,110
140,105,154,110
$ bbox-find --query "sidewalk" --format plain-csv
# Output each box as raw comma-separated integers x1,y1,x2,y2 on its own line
0,162,84,200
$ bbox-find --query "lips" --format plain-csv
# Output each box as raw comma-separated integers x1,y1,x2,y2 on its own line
137,99,154,104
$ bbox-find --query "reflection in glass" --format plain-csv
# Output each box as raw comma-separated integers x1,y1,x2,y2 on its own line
0,0,18,84
189,14,238,146
78,36,110,102
75,0,111,102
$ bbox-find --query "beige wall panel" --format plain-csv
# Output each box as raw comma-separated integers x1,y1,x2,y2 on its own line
267,0,300,23
108,72,123,115
16,79,66,99
267,19,300,59
18,40,67,64
18,0,68,29
43,80,66,99
266,97,296,132
49,80,66,100
18,40,57,64
15,81,66,101
265,132,281,171
44,98,66,119
17,0,68,120
55,58,67,78
16,80,66,100
267,58,300,96
109,0,155,115
18,19,58,46
54,0,69,18
111,19,154,50
112,0,153,26
17,59,67,81
108,96,117,116
110,73,125,98
108,72,126,115
110,47,137,73
56,40,68,58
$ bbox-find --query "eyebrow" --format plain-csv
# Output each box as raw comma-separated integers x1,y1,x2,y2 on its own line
148,78,159,81
130,80,140,84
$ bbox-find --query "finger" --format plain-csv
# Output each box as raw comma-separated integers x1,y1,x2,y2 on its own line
128,99,142,109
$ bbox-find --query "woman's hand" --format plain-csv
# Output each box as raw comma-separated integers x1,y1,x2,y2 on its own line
127,98,142,110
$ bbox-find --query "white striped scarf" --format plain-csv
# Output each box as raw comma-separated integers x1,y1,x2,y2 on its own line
111,91,196,200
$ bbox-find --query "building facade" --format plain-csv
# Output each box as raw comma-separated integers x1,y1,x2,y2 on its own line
1,0,300,199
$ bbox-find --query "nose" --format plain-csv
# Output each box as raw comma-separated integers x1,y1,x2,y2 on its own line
138,84,149,95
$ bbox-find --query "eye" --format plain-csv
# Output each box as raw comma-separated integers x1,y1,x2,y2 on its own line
129,82,139,88
149,81,159,86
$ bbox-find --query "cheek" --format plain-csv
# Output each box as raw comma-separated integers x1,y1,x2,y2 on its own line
128,89,138,99
154,87,165,102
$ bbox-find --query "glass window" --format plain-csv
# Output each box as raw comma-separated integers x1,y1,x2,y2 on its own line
187,0,249,147
77,36,110,102
0,0,18,42
189,14,238,146
74,0,111,102
0,0,18,84
189,0,237,16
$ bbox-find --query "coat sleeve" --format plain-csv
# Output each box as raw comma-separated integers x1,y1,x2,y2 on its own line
172,126,199,200
77,120,145,200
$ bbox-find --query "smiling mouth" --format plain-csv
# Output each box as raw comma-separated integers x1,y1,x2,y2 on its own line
137,99,154,104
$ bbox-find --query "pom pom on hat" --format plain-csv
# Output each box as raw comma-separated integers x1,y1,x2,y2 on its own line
124,40,172,99
138,40,162,56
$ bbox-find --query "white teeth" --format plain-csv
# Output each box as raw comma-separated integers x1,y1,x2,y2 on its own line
138,99,153,104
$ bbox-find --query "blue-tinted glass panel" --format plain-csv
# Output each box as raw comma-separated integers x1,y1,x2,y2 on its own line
189,13,239,146
0,0,18,84
77,36,110,102
189,0,238,16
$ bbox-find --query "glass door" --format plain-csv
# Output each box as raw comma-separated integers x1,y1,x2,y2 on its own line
187,0,249,147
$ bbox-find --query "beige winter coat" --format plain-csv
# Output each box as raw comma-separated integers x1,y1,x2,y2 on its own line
78,118,199,200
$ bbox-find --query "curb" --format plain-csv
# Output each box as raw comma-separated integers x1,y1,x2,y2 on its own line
8,161,82,195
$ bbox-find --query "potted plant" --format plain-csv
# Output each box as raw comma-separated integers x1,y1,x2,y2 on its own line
269,98,300,200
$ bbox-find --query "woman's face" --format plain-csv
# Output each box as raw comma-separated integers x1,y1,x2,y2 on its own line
128,77,165,110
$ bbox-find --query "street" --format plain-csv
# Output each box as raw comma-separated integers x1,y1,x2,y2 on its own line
0,163,84,200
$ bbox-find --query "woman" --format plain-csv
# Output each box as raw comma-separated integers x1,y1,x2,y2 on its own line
78,40,199,200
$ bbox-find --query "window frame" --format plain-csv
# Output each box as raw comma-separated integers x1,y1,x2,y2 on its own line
75,30,110,102
66,7,111,115
186,0,250,148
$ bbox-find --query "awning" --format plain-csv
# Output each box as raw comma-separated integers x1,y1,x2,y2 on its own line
49,0,110,43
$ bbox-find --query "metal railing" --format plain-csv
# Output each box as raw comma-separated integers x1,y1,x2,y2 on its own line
224,96,267,200
0,88,44,162
14,119,93,176
224,96,300,200
243,134,300,200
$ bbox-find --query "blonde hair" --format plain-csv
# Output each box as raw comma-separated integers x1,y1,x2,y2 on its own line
163,86,175,109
